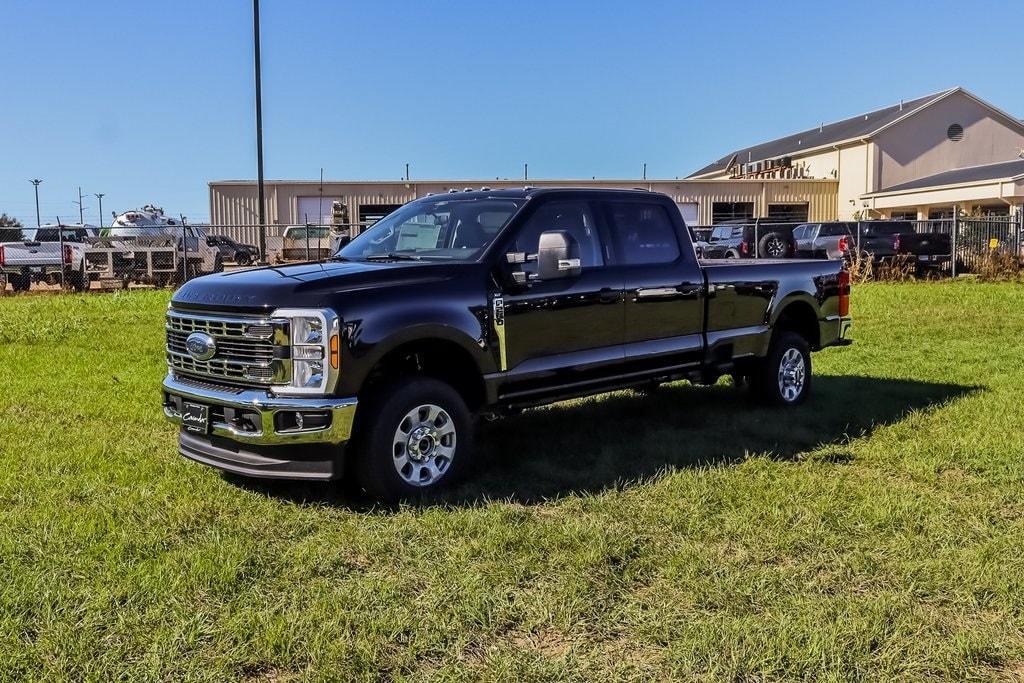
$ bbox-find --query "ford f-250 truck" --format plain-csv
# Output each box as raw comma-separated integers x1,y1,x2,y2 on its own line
0,225,95,292
163,188,852,500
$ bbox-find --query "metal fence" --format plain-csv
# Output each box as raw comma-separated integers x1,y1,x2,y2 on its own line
0,223,367,293
2,216,1021,294
692,215,1023,275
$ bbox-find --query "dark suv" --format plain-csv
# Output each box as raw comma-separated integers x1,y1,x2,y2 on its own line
702,219,798,259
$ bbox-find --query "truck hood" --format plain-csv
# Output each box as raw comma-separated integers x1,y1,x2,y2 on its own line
171,259,457,313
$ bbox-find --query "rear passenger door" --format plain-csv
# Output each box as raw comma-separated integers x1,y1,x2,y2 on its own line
600,199,705,371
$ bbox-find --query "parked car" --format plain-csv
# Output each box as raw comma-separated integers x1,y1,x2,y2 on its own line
0,224,96,291
795,221,951,271
701,219,799,259
206,235,259,266
279,225,332,261
162,188,852,501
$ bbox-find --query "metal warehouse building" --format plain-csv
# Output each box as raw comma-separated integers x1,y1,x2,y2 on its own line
208,87,1023,241
208,177,838,242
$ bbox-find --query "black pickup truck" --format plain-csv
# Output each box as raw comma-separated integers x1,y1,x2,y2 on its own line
163,188,852,500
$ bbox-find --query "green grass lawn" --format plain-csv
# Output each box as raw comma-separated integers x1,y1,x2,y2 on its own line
1,282,1024,681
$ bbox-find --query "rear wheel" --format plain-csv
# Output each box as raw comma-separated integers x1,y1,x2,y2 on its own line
235,251,251,266
10,273,30,292
750,331,811,406
351,377,474,502
758,232,790,258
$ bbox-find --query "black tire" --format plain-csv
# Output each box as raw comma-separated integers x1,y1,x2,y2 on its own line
11,273,31,292
758,231,791,258
213,255,224,273
351,377,474,502
750,331,812,406
724,250,740,259
235,251,251,266
66,265,88,292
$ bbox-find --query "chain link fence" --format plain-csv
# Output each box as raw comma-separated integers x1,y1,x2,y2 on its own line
691,215,1023,276
0,223,367,293
2,216,1021,294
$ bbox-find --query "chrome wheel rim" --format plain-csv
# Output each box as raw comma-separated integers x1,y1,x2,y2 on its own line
392,404,456,487
766,237,785,257
777,348,806,402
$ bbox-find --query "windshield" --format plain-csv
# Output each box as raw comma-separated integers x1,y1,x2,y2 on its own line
338,197,525,261
21,228,90,242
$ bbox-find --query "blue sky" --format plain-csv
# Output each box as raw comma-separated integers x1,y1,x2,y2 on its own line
2,0,1022,224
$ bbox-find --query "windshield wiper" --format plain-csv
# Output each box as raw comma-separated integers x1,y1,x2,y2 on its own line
363,252,423,261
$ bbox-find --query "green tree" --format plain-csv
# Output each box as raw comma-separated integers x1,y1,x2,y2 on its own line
0,213,22,228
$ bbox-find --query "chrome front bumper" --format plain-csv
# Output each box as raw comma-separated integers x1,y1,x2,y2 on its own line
162,374,357,446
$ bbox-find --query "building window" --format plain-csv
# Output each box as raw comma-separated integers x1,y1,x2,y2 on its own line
358,204,403,226
711,202,754,224
947,123,964,142
766,203,809,222
928,208,954,220
890,210,918,221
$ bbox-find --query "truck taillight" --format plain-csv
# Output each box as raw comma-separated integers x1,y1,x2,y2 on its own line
0,246,5,267
63,244,73,265
838,270,851,317
838,236,849,253
893,235,902,251
740,240,749,256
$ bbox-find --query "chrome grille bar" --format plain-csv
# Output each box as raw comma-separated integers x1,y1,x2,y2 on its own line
166,309,290,387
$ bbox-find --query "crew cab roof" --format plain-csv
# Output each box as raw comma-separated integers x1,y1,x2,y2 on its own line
409,187,664,202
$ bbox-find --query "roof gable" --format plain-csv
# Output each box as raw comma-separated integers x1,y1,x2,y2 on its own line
688,89,959,178
866,158,1024,195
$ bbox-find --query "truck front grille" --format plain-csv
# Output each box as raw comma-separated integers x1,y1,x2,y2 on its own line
166,310,289,387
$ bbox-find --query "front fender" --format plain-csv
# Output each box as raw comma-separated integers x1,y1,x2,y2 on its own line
336,304,493,395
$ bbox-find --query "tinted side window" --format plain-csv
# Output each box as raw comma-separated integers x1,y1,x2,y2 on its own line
514,201,603,273
605,202,680,265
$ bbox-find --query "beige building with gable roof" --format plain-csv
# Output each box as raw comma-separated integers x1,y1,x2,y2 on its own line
688,87,1024,220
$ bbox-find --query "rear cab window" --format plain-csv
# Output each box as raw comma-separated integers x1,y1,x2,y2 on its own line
603,201,681,265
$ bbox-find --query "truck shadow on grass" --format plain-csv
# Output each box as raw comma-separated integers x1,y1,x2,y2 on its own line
228,375,976,507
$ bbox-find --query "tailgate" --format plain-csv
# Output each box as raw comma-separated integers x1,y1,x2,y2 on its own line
0,242,62,268
899,233,951,256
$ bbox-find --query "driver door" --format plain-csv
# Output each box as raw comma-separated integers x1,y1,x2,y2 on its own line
495,199,625,396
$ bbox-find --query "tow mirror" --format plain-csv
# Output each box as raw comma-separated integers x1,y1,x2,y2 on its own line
536,230,581,280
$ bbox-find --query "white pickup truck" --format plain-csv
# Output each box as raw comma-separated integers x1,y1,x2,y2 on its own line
0,225,96,292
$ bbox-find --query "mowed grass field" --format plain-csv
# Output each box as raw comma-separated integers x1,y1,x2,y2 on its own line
1,282,1023,682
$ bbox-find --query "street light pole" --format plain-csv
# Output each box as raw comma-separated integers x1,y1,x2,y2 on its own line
253,0,267,262
94,193,105,228
29,179,42,227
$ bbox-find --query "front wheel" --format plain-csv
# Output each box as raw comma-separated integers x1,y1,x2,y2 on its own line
351,377,473,502
235,251,251,266
751,331,811,406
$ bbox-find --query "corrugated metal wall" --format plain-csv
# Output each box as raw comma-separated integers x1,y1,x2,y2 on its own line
208,178,840,232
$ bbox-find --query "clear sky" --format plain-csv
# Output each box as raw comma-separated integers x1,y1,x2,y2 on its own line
2,0,1022,225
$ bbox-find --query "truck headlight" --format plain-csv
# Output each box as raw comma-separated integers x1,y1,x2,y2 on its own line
272,308,338,395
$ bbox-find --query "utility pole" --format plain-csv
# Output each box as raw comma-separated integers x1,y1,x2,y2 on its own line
524,163,528,181
253,0,267,262
94,193,105,228
405,163,410,182
74,187,86,224
29,179,42,227
643,162,647,180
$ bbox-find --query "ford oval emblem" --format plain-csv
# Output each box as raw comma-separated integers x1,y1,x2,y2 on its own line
185,332,217,361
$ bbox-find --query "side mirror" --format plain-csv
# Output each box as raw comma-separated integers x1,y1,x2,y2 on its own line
536,230,581,280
